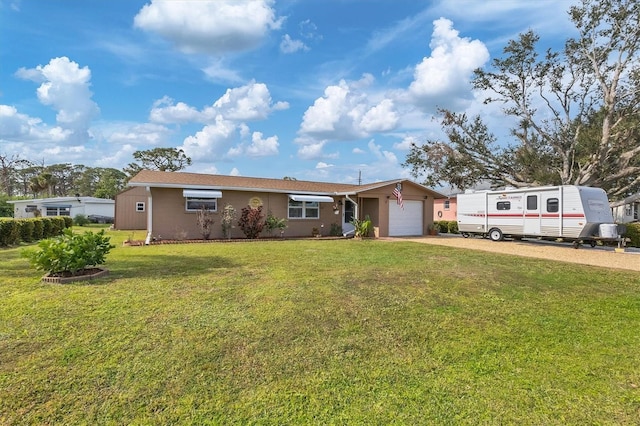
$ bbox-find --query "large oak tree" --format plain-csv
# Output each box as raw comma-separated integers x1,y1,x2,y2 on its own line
405,0,640,198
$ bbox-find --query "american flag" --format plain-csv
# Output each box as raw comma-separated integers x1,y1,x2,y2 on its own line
392,188,404,209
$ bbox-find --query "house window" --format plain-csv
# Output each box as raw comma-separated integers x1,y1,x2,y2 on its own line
624,205,632,216
25,205,37,212
547,198,559,213
288,200,319,219
45,206,70,216
186,198,217,212
136,202,145,212
527,195,537,210
497,201,511,211
444,200,450,210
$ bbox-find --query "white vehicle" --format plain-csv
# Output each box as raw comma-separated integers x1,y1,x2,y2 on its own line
457,185,623,248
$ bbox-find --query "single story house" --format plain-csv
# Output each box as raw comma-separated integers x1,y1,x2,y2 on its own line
433,194,457,221
8,196,115,220
119,170,445,240
611,193,640,223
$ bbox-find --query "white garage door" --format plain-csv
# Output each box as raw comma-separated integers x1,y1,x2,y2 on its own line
389,200,423,236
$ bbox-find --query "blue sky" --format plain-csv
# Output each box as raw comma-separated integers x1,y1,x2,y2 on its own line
0,0,576,185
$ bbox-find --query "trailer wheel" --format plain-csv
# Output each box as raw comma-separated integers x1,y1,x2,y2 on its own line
462,232,470,238
573,241,581,249
488,228,503,242
589,240,597,248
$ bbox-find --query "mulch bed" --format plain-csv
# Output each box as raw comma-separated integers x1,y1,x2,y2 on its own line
123,236,348,246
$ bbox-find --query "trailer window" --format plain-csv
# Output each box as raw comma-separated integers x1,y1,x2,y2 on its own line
547,198,559,213
527,195,537,210
497,201,511,210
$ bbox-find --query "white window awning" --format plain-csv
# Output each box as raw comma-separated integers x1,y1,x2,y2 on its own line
183,189,222,199
288,194,334,203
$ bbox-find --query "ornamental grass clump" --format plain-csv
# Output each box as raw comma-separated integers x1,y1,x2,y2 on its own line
22,229,115,277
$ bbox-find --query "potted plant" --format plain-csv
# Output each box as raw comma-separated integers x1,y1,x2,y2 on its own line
428,223,439,236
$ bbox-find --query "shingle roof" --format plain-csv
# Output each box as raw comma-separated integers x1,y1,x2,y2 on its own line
128,170,443,197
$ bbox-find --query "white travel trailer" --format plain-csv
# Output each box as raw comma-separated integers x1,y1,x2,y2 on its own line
457,185,621,247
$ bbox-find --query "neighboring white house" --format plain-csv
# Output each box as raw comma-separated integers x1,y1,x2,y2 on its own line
8,197,115,220
611,193,640,224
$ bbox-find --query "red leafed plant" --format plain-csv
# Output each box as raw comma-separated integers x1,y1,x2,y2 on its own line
238,205,264,239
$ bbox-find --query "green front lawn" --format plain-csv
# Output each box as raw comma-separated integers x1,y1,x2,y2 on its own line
1,230,639,424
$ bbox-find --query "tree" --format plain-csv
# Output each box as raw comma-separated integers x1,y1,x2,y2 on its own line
405,0,640,198
124,147,192,177
0,154,30,197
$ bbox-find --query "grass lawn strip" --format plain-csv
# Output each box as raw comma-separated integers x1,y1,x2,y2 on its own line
0,229,639,424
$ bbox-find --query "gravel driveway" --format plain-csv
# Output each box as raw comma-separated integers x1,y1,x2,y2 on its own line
386,234,640,272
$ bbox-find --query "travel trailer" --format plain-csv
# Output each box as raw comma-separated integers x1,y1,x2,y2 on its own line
457,185,622,248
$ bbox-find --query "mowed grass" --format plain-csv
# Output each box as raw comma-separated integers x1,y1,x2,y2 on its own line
1,230,640,424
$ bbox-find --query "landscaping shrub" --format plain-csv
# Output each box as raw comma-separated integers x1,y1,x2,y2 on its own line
50,217,66,235
22,229,115,276
447,220,459,234
41,217,53,238
264,211,286,237
0,219,20,246
74,214,90,226
351,215,373,238
18,219,35,243
221,204,237,239
31,218,44,241
238,206,264,239
622,222,640,247
196,207,215,240
63,215,73,228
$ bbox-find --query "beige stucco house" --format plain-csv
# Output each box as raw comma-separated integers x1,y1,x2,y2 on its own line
117,170,445,240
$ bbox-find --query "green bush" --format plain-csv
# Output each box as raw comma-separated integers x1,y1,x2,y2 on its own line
74,214,90,226
0,219,20,246
41,217,53,238
62,216,73,228
50,217,66,235
18,219,35,243
31,219,44,241
351,215,373,238
622,223,640,247
264,211,286,237
22,229,115,276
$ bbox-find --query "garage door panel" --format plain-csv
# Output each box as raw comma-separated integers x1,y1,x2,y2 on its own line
389,200,423,236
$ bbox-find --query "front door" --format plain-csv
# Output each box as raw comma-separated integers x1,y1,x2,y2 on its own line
523,193,540,235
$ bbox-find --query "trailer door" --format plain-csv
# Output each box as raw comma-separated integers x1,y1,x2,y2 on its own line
523,193,540,235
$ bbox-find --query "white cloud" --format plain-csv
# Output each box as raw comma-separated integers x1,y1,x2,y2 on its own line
316,162,333,169
15,57,99,138
179,116,237,161
408,18,489,110
352,147,365,154
297,142,339,161
151,81,288,125
360,99,398,133
245,131,279,157
368,139,398,164
149,96,201,124
133,0,283,55
104,122,173,146
280,34,309,54
298,75,398,142
210,81,289,121
229,167,240,176
0,105,71,142
393,135,420,151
